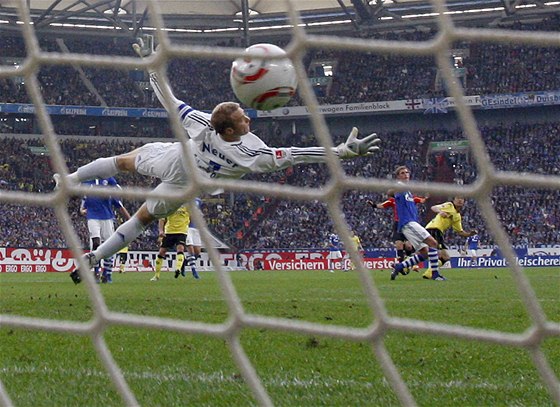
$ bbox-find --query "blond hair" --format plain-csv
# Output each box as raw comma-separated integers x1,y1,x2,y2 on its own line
210,102,240,135
394,165,409,178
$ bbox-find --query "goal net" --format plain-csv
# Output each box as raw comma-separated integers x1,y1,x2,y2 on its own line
0,0,558,405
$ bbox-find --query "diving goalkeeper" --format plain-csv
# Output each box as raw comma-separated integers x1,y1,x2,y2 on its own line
58,35,382,284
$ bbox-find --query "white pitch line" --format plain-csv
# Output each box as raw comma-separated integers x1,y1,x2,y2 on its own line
0,366,545,391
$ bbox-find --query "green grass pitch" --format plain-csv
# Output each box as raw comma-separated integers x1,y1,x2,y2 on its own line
1,267,558,406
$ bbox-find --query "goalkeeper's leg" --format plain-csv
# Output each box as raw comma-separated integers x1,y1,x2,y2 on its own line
55,150,140,187
90,184,181,265
93,215,148,261
72,206,155,283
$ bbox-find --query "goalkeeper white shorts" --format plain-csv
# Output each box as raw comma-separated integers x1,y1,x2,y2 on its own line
134,142,189,218
135,142,187,183
143,182,185,218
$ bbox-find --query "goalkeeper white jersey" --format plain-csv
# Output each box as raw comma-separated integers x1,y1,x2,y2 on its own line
149,72,332,182
183,107,328,179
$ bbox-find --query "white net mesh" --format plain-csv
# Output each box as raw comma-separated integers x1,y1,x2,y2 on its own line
0,0,559,406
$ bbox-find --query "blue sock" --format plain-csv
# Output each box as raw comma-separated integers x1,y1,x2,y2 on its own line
429,248,439,275
401,253,424,269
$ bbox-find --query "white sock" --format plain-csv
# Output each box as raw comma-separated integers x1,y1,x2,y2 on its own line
69,157,119,183
93,217,145,261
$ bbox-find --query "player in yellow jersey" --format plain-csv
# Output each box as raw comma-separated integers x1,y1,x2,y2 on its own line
423,197,477,279
343,230,364,270
150,204,190,281
115,246,128,273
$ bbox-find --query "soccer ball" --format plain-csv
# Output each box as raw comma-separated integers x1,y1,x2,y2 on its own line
230,43,297,111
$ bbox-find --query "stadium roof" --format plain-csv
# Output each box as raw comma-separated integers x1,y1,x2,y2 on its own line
6,0,422,17
1,0,559,38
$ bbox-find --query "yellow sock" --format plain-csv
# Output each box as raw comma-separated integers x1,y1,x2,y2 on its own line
155,256,163,278
176,252,185,272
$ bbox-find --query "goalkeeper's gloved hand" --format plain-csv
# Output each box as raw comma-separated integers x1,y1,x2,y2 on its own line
132,34,155,58
336,127,381,159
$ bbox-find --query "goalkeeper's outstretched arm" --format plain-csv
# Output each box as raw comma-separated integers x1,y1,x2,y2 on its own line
257,128,381,171
148,71,185,114
132,34,187,116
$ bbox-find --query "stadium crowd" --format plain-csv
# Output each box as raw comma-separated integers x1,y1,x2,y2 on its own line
1,17,560,120
227,121,559,250
0,119,558,251
0,138,159,249
1,18,559,252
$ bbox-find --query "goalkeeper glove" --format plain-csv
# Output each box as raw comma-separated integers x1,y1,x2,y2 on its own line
132,34,155,58
336,127,381,159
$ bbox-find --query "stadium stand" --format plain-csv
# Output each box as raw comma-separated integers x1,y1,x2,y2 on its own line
1,17,560,111
0,118,558,250
0,18,559,251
